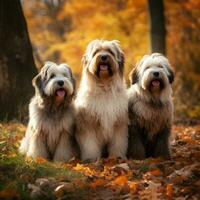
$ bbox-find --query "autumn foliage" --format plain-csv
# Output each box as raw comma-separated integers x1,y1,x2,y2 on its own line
0,123,199,199
21,0,200,119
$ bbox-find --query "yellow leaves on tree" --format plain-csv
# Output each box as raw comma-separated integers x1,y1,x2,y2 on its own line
23,0,148,77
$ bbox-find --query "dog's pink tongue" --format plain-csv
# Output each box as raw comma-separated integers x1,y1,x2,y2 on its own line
56,90,65,97
152,80,160,86
100,65,108,71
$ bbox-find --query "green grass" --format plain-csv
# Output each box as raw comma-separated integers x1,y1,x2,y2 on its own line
0,155,83,199
0,124,83,199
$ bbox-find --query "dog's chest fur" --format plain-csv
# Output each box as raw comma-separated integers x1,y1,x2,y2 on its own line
29,98,74,154
128,87,173,139
76,75,128,140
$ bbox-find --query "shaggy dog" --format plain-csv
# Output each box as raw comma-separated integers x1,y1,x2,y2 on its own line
127,53,174,159
75,39,128,161
19,62,78,162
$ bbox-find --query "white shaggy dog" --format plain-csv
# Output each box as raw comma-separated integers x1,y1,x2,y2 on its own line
75,39,128,161
19,62,78,162
127,53,174,159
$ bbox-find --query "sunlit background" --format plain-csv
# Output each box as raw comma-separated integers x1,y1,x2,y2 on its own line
22,0,200,120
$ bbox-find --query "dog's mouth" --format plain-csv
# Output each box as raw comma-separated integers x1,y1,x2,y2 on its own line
55,88,66,98
96,62,113,78
149,78,164,91
151,79,161,87
98,62,111,72
99,64,108,71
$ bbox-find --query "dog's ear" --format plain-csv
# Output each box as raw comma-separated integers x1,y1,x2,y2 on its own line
82,55,88,69
32,73,42,91
129,55,149,84
118,51,125,75
129,66,139,85
82,39,100,69
32,65,48,96
66,66,76,96
111,40,125,75
168,67,174,84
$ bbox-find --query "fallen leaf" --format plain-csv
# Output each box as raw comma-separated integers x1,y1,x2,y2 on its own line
35,157,48,164
166,184,174,199
112,175,128,186
128,181,138,193
90,179,105,189
148,169,162,176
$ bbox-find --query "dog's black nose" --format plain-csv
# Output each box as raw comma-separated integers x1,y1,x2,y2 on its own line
153,72,159,77
57,80,64,86
101,55,108,62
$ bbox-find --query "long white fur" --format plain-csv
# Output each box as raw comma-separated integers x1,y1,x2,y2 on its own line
19,62,76,162
75,40,128,161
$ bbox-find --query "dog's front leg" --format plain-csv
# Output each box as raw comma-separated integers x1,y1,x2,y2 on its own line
77,130,101,162
27,130,48,160
109,124,128,159
127,125,145,159
154,126,171,159
53,132,74,162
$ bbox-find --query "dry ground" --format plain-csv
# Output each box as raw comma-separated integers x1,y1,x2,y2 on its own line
0,123,199,200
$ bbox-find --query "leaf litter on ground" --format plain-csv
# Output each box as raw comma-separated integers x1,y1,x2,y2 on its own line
0,123,199,199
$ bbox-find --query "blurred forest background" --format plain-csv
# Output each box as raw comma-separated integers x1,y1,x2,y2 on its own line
0,0,200,121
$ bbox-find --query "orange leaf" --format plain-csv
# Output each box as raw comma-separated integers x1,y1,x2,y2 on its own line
148,169,162,176
90,179,105,189
129,181,138,193
35,157,48,164
170,176,185,184
166,184,174,199
113,175,128,186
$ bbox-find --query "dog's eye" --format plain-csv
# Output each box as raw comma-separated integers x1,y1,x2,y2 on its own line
50,74,55,79
157,65,163,68
93,49,100,57
62,73,68,77
107,49,115,56
145,66,150,70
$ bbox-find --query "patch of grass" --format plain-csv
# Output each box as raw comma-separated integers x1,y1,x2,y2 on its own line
0,123,83,199
0,155,82,199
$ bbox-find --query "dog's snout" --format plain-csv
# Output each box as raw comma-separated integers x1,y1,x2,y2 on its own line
153,72,159,77
101,55,108,62
57,80,64,86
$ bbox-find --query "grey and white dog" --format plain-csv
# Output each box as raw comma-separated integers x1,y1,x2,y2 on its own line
127,53,174,159
19,62,78,162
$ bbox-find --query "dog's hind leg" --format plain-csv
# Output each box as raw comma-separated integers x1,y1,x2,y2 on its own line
127,125,145,160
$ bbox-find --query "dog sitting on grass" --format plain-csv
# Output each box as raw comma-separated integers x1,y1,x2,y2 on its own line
19,62,78,162
127,53,174,159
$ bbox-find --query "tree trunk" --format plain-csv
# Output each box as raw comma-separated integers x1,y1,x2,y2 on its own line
0,0,37,121
148,0,166,55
